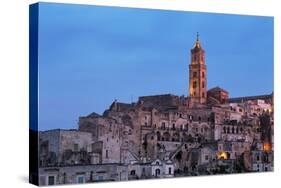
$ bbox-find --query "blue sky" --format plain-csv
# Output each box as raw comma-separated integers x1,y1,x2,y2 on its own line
37,3,273,131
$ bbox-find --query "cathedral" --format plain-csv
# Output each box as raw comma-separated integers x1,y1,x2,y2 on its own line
38,34,274,185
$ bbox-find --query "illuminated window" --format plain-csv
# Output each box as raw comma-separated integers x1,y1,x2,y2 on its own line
193,81,197,88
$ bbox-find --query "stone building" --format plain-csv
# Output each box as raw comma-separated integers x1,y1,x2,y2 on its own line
207,87,229,104
39,129,95,167
38,35,274,185
39,164,128,186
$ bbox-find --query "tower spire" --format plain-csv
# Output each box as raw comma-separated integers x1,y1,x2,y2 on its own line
194,32,201,48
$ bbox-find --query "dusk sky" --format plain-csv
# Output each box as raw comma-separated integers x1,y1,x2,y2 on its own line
38,3,273,131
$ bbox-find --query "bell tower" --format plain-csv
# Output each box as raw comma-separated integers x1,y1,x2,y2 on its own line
189,33,207,104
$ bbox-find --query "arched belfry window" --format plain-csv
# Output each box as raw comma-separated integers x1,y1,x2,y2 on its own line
193,81,197,88
193,72,197,78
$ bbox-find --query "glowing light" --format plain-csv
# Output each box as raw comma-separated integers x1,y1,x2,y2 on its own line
217,151,228,160
263,143,271,152
268,109,272,113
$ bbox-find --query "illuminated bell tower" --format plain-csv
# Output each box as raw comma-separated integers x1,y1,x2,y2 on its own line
189,33,207,104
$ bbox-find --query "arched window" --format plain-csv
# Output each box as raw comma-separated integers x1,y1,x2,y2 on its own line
155,169,161,177
193,72,197,78
256,154,260,161
130,170,136,175
193,81,197,89
227,127,230,134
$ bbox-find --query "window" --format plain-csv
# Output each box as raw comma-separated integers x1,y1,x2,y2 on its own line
48,176,55,185
193,91,196,96
202,92,205,97
73,144,79,152
194,56,198,62
205,155,209,161
161,122,166,129
96,176,103,181
168,167,172,174
155,169,161,176
193,72,197,78
202,81,205,88
130,170,136,175
105,150,109,158
202,72,205,78
77,175,85,184
193,81,197,88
